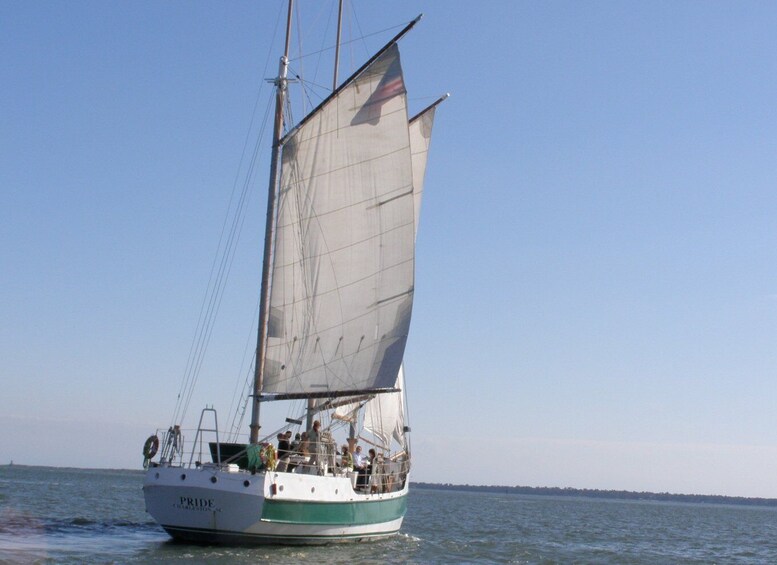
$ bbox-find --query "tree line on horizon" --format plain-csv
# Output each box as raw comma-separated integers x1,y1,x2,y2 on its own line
410,482,777,507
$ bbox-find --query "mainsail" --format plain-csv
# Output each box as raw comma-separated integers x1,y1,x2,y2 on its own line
262,43,415,398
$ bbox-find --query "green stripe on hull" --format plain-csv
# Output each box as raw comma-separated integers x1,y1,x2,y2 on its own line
261,495,407,525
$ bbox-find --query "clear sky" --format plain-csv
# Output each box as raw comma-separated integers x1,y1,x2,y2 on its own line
4,0,777,498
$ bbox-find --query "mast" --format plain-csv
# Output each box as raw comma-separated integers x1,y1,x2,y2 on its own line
333,0,343,91
250,0,294,444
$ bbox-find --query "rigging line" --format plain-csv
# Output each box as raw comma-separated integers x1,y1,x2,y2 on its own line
182,129,271,422
288,68,329,110
289,0,331,116
401,364,411,452
180,94,276,423
227,350,256,442
170,2,285,428
182,89,273,407
178,98,272,423
288,22,406,63
172,12,283,428
180,54,278,408
346,0,367,77
225,293,261,439
308,0,336,97
294,0,306,117
215,103,275,429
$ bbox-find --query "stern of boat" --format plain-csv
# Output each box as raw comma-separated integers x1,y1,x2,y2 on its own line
143,464,266,543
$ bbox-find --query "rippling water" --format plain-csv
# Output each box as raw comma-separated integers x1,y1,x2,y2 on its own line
2,465,776,563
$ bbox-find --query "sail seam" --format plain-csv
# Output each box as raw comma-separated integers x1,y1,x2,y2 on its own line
281,144,410,193
273,219,414,268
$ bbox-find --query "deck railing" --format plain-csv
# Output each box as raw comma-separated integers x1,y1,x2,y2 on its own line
148,426,409,493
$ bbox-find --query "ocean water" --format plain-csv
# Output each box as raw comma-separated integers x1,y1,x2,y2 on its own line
1,466,776,564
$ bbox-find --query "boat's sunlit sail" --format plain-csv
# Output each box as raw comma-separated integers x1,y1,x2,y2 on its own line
263,43,415,399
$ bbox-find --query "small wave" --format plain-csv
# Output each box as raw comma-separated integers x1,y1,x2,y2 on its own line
69,517,96,526
0,510,45,535
20,517,160,538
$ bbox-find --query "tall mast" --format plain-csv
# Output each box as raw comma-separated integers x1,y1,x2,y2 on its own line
332,0,343,90
250,0,294,444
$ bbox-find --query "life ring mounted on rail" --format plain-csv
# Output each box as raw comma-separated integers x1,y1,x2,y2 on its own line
143,434,159,460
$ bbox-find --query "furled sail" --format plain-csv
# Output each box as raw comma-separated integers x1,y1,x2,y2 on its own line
262,43,415,397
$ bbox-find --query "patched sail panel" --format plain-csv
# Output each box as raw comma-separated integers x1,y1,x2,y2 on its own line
263,44,415,396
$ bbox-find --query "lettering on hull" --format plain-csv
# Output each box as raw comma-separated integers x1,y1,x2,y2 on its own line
173,496,221,512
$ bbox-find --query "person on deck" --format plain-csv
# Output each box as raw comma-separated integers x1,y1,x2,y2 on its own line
308,420,324,475
340,445,354,472
276,432,290,472
286,432,301,472
353,445,368,490
368,448,379,493
290,432,301,453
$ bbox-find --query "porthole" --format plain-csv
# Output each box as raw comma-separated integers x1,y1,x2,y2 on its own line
244,480,251,487
311,487,315,493
210,476,217,484
180,474,186,481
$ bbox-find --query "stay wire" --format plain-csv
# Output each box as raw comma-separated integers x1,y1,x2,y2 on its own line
170,2,285,429
180,96,274,423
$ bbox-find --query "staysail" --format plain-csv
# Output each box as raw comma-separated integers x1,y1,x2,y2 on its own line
364,365,407,449
409,104,438,239
262,43,415,398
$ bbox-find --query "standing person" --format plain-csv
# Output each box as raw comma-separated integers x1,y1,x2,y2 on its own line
353,445,367,490
308,420,324,475
290,432,301,453
299,432,309,456
367,448,378,493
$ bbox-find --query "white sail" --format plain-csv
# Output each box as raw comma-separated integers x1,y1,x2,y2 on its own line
364,365,406,449
263,44,415,397
409,105,438,239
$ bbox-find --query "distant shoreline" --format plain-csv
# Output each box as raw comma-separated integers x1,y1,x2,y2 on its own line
411,482,777,507
4,464,775,506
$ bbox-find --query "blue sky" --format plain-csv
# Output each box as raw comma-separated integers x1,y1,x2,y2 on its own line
4,0,777,498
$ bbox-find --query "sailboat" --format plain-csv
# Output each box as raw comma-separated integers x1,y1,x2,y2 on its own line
142,1,446,544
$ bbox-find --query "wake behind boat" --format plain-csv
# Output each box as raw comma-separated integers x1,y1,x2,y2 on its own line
141,1,446,545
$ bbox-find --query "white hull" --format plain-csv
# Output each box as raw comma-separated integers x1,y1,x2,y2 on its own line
143,465,408,545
